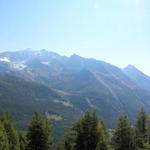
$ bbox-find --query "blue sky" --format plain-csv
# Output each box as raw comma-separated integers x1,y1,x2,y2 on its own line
0,0,150,75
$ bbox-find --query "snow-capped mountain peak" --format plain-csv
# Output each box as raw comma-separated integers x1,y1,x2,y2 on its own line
0,57,11,63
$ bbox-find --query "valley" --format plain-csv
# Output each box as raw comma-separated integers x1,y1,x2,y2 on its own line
0,49,150,141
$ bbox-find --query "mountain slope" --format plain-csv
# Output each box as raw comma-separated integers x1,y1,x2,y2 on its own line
1,49,150,128
0,74,82,141
123,65,150,91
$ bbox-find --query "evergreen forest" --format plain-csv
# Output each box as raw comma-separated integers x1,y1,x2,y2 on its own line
1,108,150,150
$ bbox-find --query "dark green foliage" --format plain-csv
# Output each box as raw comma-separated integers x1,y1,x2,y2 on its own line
0,113,20,150
133,108,150,150
136,108,148,137
147,117,150,145
96,122,110,150
2,105,150,150
64,110,110,150
43,118,53,150
18,130,28,150
64,129,75,150
27,111,53,150
56,141,66,150
74,110,93,150
96,130,110,150
134,108,148,149
112,112,135,150
0,121,9,150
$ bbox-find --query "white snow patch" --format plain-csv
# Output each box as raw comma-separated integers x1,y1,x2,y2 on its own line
0,57,10,63
42,61,50,65
12,63,27,70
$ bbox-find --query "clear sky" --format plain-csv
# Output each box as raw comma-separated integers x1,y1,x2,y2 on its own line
0,0,150,75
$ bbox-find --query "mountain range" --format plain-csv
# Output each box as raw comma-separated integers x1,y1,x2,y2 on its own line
0,49,150,141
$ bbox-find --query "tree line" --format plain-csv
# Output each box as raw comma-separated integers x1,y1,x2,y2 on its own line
0,108,150,150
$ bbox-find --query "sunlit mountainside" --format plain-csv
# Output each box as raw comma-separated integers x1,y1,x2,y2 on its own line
0,49,150,141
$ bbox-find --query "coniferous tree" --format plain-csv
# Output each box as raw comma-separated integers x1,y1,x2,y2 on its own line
112,112,135,150
146,116,150,147
0,121,9,150
135,108,148,149
43,118,53,150
0,113,20,150
64,129,75,150
27,111,53,150
96,121,110,150
136,108,147,138
64,109,110,150
18,130,28,150
91,109,101,149
92,110,110,150
74,110,93,150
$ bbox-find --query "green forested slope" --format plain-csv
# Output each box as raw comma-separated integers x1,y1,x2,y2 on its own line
1,50,150,133
0,74,82,141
